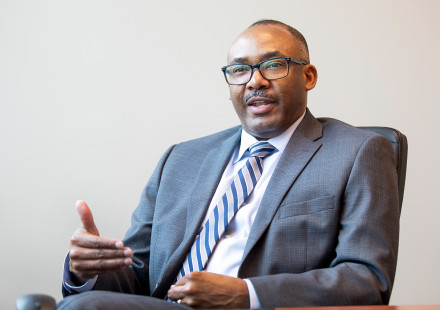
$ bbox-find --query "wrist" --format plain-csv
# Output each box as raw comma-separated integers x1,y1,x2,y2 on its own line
235,278,250,308
69,271,89,286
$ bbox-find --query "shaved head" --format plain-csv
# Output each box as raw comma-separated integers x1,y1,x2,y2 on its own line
249,19,310,64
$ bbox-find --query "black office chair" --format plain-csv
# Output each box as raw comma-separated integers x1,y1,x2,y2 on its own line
16,294,56,310
358,127,408,212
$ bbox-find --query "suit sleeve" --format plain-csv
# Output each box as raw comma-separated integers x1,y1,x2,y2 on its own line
249,134,400,307
62,145,175,297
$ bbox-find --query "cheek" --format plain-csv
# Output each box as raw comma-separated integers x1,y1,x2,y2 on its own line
231,99,245,118
229,88,246,111
229,87,243,101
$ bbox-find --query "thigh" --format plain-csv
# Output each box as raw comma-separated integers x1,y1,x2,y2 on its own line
57,291,191,310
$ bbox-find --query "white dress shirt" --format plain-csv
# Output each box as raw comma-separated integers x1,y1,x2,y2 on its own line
203,113,304,308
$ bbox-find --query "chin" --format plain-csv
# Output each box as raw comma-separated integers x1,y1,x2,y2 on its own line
246,124,281,139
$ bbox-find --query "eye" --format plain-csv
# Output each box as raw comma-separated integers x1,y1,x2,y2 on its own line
262,59,286,70
230,65,251,74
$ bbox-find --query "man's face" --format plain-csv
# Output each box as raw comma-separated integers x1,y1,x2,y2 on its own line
226,25,315,140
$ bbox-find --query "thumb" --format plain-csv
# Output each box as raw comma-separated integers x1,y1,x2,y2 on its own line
76,200,100,236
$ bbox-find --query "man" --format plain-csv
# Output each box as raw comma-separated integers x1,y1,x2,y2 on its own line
59,20,399,309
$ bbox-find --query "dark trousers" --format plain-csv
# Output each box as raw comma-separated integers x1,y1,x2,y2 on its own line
58,291,192,310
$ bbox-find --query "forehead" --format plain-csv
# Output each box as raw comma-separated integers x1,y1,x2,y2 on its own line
227,25,298,64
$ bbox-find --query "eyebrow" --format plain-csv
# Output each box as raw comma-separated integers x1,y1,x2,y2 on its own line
230,51,283,64
262,51,282,59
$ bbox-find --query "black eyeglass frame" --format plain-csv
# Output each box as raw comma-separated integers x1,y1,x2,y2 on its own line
221,57,308,85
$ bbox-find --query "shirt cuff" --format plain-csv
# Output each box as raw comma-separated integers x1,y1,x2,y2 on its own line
62,253,98,294
244,278,261,309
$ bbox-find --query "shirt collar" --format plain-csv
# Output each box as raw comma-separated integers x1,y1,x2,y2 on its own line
233,111,306,164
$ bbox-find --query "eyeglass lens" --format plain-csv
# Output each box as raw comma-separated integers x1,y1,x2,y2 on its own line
225,58,289,85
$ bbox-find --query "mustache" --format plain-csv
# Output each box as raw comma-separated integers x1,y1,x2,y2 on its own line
245,90,274,102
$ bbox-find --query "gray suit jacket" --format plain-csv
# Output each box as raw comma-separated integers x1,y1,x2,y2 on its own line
67,109,400,307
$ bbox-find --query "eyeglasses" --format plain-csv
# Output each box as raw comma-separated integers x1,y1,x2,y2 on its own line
221,57,308,85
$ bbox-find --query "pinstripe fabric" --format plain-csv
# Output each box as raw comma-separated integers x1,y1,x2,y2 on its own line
177,141,277,280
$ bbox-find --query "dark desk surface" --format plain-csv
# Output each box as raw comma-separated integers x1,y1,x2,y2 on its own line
276,306,440,310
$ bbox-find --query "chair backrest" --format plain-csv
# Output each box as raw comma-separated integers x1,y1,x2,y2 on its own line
358,127,408,212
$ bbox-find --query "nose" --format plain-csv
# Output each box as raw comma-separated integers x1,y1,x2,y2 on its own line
246,68,270,90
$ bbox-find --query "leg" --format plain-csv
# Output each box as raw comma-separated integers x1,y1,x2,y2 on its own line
57,291,191,310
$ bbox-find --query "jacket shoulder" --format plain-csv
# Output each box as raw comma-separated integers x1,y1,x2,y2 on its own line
317,117,382,141
174,125,241,151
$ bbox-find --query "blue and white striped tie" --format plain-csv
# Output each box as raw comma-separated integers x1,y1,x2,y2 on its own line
177,141,277,280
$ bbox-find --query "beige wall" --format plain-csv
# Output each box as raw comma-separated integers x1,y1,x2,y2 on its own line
1,0,439,308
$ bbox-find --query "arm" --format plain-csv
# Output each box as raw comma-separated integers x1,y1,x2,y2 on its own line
249,134,400,307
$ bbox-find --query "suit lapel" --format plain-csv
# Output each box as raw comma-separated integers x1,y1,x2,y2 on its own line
153,127,242,294
241,110,324,264
183,130,241,240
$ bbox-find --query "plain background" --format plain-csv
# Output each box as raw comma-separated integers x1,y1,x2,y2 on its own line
1,0,439,308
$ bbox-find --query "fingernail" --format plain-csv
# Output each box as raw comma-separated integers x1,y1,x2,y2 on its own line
124,249,132,256
115,241,123,248
125,258,132,265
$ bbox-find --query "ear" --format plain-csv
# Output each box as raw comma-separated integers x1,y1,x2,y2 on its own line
303,64,318,91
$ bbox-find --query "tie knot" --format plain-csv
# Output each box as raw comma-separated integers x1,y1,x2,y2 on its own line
249,142,277,159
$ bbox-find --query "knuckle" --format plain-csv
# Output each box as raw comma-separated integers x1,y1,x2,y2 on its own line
183,283,194,294
97,248,105,259
70,228,87,244
93,237,100,249
69,261,79,271
70,234,80,245
188,271,201,279
184,298,197,307
97,259,105,270
69,249,79,259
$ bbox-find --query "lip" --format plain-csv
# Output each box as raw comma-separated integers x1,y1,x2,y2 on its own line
246,96,275,115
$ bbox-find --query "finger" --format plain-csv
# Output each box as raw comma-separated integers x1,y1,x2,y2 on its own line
70,257,133,278
167,280,188,301
76,200,99,236
70,246,133,260
71,231,125,249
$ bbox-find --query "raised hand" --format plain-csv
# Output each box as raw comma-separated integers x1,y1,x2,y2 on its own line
68,200,133,282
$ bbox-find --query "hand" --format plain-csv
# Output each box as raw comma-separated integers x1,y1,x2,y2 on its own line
167,271,250,309
68,200,133,282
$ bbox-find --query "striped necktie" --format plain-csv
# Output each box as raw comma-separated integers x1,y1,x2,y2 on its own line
177,141,277,280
